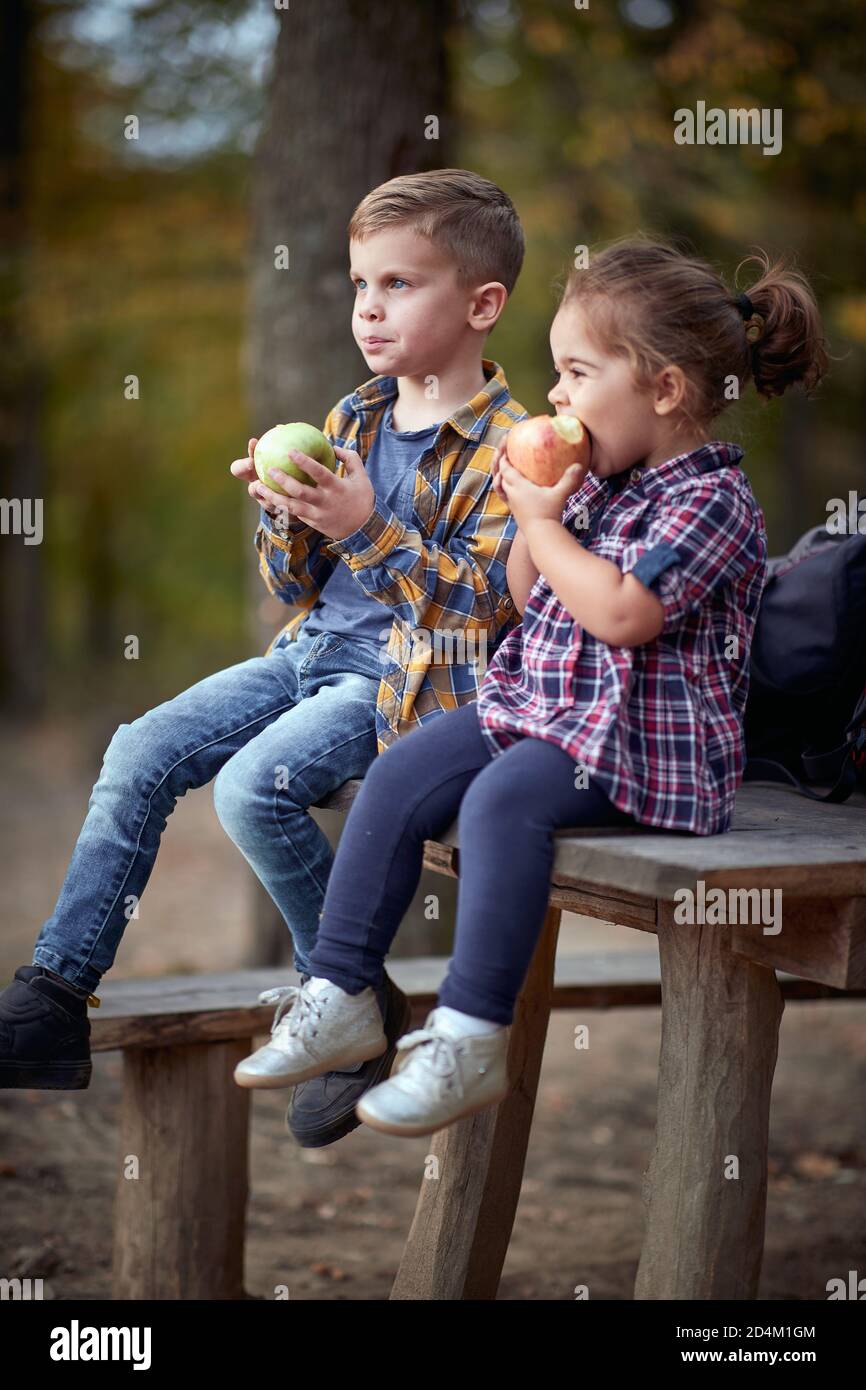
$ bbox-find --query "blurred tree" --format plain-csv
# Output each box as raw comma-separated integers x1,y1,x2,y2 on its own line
0,0,46,716
22,0,268,718
459,0,866,544
246,0,458,964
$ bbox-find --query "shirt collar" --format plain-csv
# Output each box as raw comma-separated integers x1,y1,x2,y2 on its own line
582,439,745,503
347,358,512,443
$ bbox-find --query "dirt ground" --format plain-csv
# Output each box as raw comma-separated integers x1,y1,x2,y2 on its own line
1,715,864,1300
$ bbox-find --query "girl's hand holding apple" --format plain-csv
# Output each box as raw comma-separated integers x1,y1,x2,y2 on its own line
506,413,591,487
491,443,509,503
498,455,585,539
493,414,591,534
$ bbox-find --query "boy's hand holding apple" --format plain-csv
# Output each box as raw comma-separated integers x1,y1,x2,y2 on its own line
230,437,298,522
230,425,375,540
265,444,374,540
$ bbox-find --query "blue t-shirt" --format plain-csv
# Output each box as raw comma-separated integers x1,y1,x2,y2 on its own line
302,400,441,649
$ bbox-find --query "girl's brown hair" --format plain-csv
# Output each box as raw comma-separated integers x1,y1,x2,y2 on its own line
557,234,829,436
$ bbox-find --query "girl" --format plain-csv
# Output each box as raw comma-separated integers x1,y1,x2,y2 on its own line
234,235,828,1137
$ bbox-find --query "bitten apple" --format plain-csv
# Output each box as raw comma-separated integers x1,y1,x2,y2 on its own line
505,414,591,487
254,423,336,493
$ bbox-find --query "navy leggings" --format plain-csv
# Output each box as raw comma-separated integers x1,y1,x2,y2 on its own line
308,700,636,1025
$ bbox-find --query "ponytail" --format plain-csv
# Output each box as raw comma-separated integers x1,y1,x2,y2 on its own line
559,234,829,432
733,249,828,399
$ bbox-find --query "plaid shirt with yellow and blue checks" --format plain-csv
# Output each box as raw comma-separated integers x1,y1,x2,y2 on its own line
254,358,528,752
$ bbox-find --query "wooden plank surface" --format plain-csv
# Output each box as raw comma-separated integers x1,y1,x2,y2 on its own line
87,952,865,1052
512,787,866,899
323,781,866,901
728,896,866,989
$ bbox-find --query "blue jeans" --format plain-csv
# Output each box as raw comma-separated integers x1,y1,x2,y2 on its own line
308,699,636,1025
32,628,385,993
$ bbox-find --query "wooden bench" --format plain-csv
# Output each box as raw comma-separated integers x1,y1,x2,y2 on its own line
97,782,866,1301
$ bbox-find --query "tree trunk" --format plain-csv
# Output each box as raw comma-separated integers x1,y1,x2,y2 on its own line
0,0,46,718
244,0,456,965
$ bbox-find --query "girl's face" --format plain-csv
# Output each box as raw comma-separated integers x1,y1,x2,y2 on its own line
547,301,674,477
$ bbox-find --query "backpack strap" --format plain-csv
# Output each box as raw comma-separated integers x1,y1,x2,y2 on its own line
744,683,866,805
743,751,860,804
801,743,855,782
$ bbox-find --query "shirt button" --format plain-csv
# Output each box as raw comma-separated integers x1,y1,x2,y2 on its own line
630,468,643,484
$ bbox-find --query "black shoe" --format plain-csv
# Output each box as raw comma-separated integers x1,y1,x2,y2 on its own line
0,966,94,1090
286,969,412,1147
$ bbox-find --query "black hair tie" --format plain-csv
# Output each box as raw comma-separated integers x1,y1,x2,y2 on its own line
735,290,765,344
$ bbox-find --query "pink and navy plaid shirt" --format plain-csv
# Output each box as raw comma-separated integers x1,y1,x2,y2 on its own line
476,441,769,835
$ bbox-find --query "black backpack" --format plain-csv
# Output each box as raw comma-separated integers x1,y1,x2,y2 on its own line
742,524,866,803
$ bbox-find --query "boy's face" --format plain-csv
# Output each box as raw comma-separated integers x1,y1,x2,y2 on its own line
547,302,662,477
349,227,484,379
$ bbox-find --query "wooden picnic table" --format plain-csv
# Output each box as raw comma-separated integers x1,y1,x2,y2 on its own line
389,780,866,1300
96,781,866,1300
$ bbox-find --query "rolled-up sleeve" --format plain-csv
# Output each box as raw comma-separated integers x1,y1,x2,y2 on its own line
619,481,765,633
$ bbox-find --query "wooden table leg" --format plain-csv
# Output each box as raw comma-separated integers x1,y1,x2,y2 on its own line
390,904,562,1300
634,901,784,1299
112,1039,252,1299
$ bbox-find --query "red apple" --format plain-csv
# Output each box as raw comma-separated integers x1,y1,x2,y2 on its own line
505,414,591,487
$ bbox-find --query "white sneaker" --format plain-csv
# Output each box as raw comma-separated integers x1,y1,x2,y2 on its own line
355,1007,510,1136
233,978,387,1089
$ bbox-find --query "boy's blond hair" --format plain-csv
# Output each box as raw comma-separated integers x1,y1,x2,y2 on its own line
348,168,524,295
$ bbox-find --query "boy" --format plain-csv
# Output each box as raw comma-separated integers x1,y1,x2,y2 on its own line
0,168,527,1147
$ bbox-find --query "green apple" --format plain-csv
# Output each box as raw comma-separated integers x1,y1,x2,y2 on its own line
254,423,337,493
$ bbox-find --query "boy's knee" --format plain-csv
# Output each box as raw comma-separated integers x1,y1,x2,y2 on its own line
100,718,155,782
103,721,133,764
213,754,303,838
104,707,175,770
212,759,250,834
